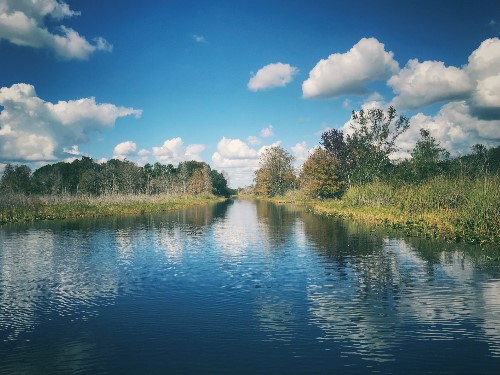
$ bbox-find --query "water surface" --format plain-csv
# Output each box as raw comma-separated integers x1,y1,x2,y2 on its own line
1,199,499,374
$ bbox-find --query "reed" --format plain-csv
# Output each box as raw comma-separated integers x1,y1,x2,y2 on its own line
312,175,500,246
0,193,224,224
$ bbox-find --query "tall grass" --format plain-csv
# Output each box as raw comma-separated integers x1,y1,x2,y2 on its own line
0,193,222,224
315,175,500,246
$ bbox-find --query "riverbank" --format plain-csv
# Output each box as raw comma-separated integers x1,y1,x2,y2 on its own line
0,194,226,224
257,176,500,247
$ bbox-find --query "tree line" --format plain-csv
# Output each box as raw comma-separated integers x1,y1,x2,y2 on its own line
1,158,234,198
254,106,500,199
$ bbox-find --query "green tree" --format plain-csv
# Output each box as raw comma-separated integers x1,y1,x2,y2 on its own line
211,170,231,197
31,163,63,194
410,128,449,182
0,164,32,194
320,128,352,183
347,106,410,184
254,146,296,197
187,167,212,195
299,148,346,199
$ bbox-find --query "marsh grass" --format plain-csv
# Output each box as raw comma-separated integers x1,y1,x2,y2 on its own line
312,176,499,246
0,193,223,224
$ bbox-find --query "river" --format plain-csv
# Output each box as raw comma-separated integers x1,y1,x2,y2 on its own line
1,199,499,374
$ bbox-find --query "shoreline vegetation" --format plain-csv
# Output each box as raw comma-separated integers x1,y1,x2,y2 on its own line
0,158,234,225
2,106,499,249
245,107,500,249
262,175,499,247
0,193,226,224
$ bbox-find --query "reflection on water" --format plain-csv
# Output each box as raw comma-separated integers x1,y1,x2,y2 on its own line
1,199,499,374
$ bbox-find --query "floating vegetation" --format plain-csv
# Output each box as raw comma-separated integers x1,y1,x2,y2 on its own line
0,193,225,224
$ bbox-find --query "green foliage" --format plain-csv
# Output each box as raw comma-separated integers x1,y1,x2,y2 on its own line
347,106,410,184
211,170,232,197
0,164,31,194
299,148,346,199
254,146,296,197
1,158,230,200
408,128,450,182
320,106,410,185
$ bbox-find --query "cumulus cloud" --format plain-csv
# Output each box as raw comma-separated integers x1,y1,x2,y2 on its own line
0,0,112,59
393,101,500,159
302,37,399,98
211,137,280,187
247,135,261,146
62,145,86,158
113,141,137,160
292,141,312,163
389,60,474,109
112,142,150,165
386,37,500,119
0,83,141,162
260,125,274,138
213,137,259,159
152,137,205,165
248,62,298,91
465,38,500,120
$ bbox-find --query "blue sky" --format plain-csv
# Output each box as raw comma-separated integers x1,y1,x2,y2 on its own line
0,0,499,187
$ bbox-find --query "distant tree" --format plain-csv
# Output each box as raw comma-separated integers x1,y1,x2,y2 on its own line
211,170,231,197
410,128,449,182
254,146,296,197
299,148,346,199
31,163,63,194
347,106,410,184
187,167,212,195
470,144,490,176
320,128,352,183
0,164,31,194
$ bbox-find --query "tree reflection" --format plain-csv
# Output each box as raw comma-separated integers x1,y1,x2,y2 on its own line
255,200,301,249
297,208,500,361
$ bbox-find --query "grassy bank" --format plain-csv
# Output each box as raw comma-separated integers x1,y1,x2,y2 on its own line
260,176,500,247
0,193,226,224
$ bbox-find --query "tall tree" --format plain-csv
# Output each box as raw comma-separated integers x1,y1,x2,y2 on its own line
347,106,410,184
320,128,352,183
1,164,32,194
299,148,346,199
410,128,449,182
254,146,296,197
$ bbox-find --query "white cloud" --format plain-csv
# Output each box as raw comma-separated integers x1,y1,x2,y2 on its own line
386,38,500,119
192,34,207,43
0,0,112,59
152,137,204,165
248,62,298,91
395,101,500,159
292,141,312,164
247,135,261,146
465,38,500,120
0,83,141,162
260,125,274,138
302,37,399,98
211,137,281,187
389,59,474,109
63,145,85,156
113,141,137,160
467,38,500,80
214,137,259,159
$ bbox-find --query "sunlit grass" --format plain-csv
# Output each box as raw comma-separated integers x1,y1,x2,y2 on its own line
312,176,499,246
0,193,225,224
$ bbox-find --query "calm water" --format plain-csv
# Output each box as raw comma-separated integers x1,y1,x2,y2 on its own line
1,199,500,374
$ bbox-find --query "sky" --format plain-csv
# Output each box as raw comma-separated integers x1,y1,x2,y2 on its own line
0,0,499,187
